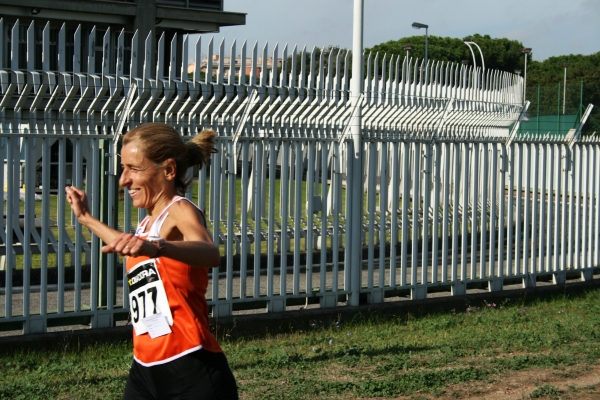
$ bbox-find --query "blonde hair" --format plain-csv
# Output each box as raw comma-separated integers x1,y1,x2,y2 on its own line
123,123,218,195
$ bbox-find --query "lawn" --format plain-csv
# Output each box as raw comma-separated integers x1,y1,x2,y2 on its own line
4,176,349,271
1,288,599,399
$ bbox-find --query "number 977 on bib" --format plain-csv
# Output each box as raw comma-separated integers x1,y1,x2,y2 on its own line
127,259,173,336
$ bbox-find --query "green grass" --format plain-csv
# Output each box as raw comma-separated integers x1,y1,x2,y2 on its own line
5,176,353,270
1,289,600,399
529,384,563,399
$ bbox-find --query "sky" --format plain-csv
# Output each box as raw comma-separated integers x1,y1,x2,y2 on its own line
189,0,599,62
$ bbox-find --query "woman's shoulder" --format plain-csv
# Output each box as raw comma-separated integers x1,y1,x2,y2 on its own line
158,197,207,240
168,197,204,219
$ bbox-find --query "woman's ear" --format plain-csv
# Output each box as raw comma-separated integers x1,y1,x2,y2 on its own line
164,158,177,180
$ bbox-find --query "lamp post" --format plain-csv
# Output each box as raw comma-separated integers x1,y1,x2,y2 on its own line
403,44,413,60
522,47,532,105
411,22,428,76
462,40,477,89
462,40,477,70
463,37,485,72
563,62,570,114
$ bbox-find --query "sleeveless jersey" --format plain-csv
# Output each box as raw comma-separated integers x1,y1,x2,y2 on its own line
126,196,222,367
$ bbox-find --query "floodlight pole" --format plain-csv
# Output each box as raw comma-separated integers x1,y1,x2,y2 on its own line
522,47,532,105
424,28,428,73
563,62,569,114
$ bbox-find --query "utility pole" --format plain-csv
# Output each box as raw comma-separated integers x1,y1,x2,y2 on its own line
563,62,569,114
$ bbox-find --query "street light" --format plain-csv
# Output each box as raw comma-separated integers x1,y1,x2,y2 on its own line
463,39,477,71
463,37,485,72
412,22,428,76
563,62,570,114
403,44,413,60
522,47,532,105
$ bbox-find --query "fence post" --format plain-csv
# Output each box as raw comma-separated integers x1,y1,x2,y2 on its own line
348,0,364,307
97,139,116,327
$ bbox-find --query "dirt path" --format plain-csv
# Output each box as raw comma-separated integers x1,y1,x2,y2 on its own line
367,364,600,399
460,364,600,399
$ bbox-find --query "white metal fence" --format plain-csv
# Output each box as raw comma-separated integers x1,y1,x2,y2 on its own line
1,19,598,334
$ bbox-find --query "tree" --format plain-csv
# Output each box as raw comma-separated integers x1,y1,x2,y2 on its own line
367,34,600,134
366,34,525,74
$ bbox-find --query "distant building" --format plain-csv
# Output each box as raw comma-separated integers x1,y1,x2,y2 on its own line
198,54,282,77
0,0,246,78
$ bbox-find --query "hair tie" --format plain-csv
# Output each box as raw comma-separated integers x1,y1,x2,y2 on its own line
184,144,189,154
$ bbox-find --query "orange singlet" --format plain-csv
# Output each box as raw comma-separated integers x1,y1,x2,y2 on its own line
126,196,222,367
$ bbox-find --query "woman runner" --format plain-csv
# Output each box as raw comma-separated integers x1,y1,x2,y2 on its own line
65,122,238,399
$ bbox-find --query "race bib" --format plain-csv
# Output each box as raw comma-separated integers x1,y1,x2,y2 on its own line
127,259,173,336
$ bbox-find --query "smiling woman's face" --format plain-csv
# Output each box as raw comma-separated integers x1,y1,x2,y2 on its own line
118,141,171,211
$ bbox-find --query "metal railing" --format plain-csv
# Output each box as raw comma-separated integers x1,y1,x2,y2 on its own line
1,19,598,335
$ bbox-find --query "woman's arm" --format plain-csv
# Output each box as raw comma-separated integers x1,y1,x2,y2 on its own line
65,186,122,244
65,186,156,257
66,187,220,263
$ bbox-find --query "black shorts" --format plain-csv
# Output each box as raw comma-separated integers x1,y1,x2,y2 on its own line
123,349,238,400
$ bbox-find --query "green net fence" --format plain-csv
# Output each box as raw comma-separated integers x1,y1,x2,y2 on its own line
517,80,599,137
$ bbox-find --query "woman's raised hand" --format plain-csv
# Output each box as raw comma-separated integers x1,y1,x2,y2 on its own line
65,186,91,224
